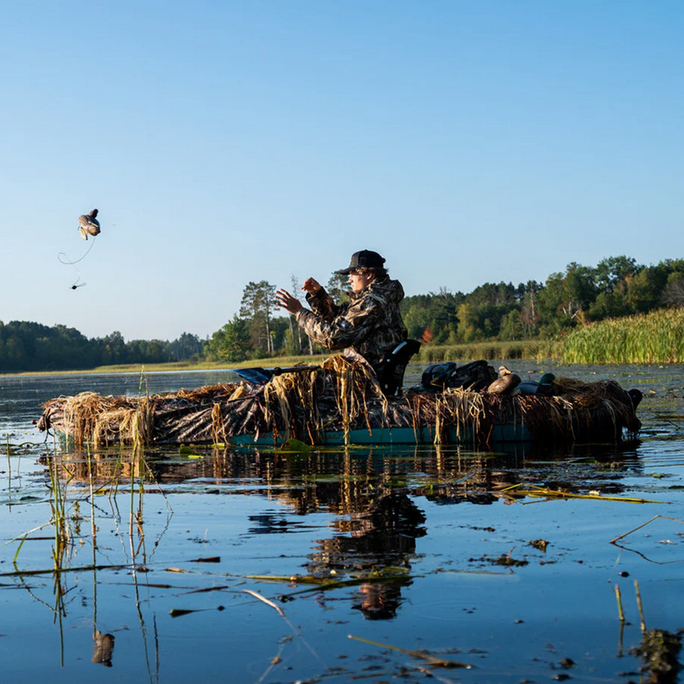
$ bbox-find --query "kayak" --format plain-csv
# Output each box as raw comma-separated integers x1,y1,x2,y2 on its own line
36,362,640,449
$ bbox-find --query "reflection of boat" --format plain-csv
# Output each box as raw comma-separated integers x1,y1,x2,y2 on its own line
37,357,641,449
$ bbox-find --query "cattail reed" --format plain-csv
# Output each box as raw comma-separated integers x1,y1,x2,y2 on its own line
561,308,684,364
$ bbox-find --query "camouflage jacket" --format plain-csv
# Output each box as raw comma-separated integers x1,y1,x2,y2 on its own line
296,276,408,372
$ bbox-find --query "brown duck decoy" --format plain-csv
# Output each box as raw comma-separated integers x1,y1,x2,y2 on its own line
487,365,521,395
78,209,101,240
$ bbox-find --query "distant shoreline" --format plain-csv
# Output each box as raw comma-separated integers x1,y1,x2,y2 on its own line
1,342,547,378
2,354,328,378
6,325,681,377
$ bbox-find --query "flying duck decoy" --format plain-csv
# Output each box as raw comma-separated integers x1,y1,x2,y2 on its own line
78,209,101,240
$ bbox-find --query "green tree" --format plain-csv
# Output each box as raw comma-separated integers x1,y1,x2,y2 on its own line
594,256,640,294
456,301,480,343
239,281,277,355
662,272,684,307
205,315,251,362
499,310,524,340
401,290,463,342
519,282,541,337
325,272,350,305
99,331,126,366
282,327,301,356
167,332,203,361
538,263,596,334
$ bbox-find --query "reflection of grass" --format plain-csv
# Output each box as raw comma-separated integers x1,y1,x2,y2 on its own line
48,455,71,570
6,438,169,675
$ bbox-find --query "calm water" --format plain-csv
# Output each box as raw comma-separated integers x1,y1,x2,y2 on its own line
1,362,683,683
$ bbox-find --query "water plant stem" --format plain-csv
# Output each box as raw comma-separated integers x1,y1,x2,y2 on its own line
635,580,647,632
348,634,471,669
614,584,625,623
6,434,11,490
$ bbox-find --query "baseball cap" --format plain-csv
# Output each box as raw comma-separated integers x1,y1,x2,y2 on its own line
336,250,386,275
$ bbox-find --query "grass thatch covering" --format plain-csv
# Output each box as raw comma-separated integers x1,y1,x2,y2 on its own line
38,356,640,448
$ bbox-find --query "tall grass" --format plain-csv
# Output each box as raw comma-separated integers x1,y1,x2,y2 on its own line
561,308,684,364
418,339,558,364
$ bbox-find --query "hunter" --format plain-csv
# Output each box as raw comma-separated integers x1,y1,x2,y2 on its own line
275,250,408,374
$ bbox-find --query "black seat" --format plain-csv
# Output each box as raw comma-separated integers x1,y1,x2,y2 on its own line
230,365,320,385
378,339,421,396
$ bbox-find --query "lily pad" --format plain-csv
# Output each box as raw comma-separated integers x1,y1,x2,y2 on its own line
179,444,203,459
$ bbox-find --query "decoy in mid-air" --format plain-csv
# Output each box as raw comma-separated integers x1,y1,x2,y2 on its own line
78,209,101,240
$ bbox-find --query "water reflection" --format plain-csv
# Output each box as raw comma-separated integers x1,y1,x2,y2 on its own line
51,438,645,508
92,630,115,666
37,438,646,625
309,488,426,620
2,364,683,681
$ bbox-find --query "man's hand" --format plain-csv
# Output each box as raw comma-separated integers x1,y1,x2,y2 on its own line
301,278,322,294
275,288,304,315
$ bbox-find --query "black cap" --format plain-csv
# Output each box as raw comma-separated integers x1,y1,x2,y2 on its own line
336,250,386,275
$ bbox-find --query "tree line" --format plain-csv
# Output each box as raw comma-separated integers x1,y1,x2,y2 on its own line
0,323,203,372
1,256,683,372
204,256,684,361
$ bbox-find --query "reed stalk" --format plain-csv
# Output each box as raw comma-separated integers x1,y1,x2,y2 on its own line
6,434,11,489
635,579,647,632
614,584,625,622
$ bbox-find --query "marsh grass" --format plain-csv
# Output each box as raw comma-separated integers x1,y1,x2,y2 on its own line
561,308,684,364
418,339,557,364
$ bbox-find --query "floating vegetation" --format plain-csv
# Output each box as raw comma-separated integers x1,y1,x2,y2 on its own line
348,634,471,669
178,444,203,459
502,483,662,504
468,552,529,567
529,539,549,551
492,554,529,567
92,631,115,666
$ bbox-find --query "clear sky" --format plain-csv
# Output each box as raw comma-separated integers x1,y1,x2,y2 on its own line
2,0,683,341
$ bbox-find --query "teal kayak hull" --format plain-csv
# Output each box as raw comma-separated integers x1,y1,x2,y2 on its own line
225,423,533,447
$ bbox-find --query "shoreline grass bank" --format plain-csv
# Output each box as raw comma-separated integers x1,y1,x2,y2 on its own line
5,343,550,378
5,354,328,378
418,339,558,363
561,308,684,364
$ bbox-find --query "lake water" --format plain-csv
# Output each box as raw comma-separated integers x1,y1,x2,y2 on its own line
1,362,683,682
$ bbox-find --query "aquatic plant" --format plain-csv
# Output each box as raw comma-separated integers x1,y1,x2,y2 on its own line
561,307,684,364
417,339,554,363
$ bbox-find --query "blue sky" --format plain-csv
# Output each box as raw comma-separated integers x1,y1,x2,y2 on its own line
2,0,683,341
